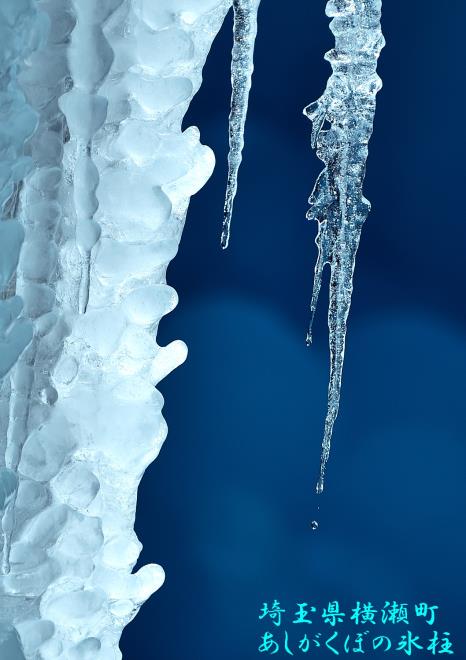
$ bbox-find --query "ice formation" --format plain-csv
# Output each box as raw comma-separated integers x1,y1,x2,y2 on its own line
0,0,232,657
0,0,49,576
305,0,385,494
220,0,261,248
0,0,386,651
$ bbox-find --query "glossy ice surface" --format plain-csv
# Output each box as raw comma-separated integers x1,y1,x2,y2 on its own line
0,0,231,657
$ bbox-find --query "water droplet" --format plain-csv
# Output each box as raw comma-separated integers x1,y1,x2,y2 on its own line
311,520,319,531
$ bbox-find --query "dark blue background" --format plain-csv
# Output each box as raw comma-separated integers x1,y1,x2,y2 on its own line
121,2,466,658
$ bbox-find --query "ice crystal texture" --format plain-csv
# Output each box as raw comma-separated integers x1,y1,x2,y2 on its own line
221,0,261,248
0,0,232,657
305,0,385,494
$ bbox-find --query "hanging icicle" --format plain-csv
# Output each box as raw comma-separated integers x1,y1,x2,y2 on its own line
221,0,261,249
305,0,385,494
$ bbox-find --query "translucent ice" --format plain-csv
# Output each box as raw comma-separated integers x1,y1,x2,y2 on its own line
221,0,261,248
305,0,385,493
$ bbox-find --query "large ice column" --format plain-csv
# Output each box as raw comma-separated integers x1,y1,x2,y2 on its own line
305,0,384,494
0,0,49,578
0,2,47,379
0,1,232,658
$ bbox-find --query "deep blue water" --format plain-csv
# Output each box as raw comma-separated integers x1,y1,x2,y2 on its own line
121,2,466,658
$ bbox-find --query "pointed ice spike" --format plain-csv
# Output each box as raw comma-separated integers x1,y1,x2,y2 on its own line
221,0,261,249
306,232,325,346
306,170,335,345
305,0,385,493
316,209,362,494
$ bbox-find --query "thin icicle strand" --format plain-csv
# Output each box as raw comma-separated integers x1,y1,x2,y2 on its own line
305,0,385,494
221,0,260,249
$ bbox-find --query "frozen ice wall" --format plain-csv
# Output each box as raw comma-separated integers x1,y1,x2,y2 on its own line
0,0,50,583
0,0,232,657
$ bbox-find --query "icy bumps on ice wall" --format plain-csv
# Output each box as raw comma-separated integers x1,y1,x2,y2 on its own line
0,0,234,657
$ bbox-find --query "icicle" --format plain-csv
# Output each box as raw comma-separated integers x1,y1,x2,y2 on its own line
305,0,385,494
221,0,261,249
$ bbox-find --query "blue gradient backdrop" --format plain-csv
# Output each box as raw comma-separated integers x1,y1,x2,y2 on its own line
121,2,466,657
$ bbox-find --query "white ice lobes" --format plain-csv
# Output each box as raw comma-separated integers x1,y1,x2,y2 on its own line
305,0,385,494
0,0,232,658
